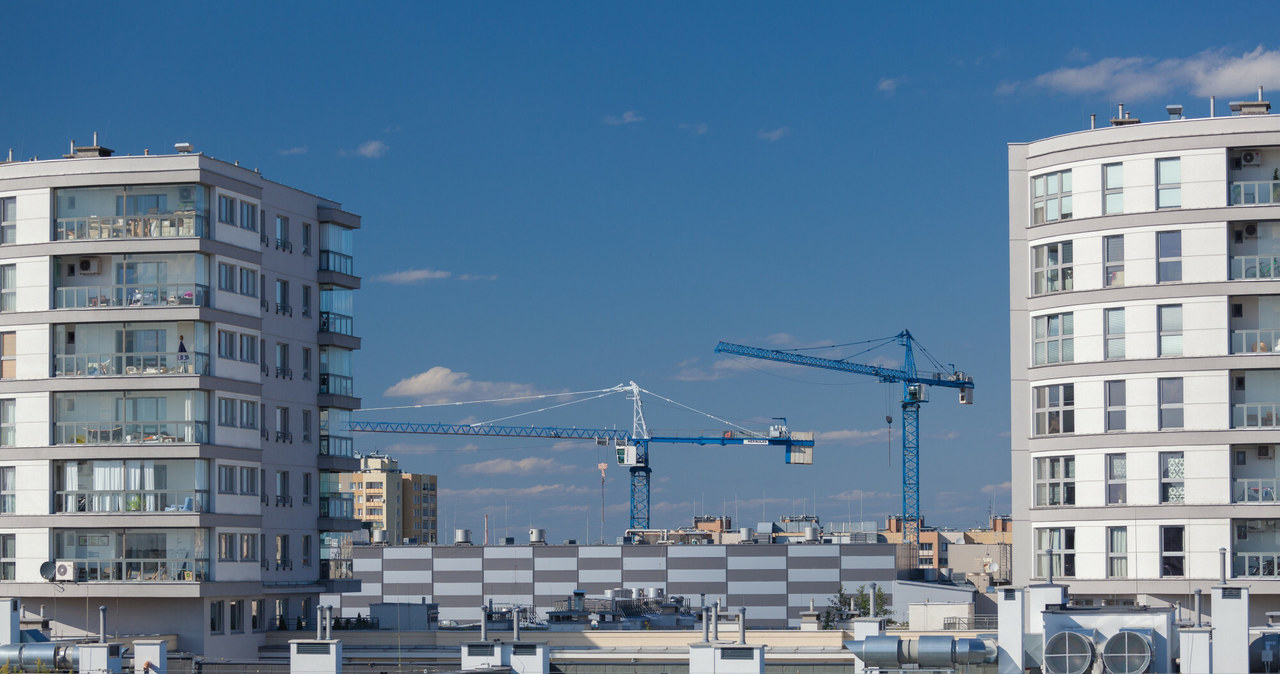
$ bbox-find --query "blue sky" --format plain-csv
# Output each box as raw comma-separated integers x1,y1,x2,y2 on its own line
9,3,1280,542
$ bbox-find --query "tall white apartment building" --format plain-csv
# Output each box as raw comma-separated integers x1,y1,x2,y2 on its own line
0,142,362,657
1010,102,1280,620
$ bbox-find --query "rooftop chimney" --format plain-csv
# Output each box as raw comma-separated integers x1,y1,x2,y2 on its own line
63,131,114,158
1166,104,1184,120
1233,86,1271,115
1111,102,1141,126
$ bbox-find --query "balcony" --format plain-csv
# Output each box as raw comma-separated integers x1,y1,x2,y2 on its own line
321,559,354,580
1234,403,1280,428
54,489,208,513
319,312,354,336
260,233,269,248
319,373,353,397
1231,255,1280,279
55,213,206,241
56,284,209,309
319,251,354,276
55,351,209,377
54,421,209,445
1235,552,1280,577
320,435,354,457
57,558,209,582
1233,479,1280,502
320,495,354,519
1231,181,1280,205
1232,330,1280,354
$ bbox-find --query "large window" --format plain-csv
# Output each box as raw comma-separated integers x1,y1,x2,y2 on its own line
1161,526,1185,577
217,263,236,292
0,467,13,513
0,399,13,447
1106,453,1127,504
1104,164,1123,214
1106,381,1126,431
1161,451,1185,503
1034,456,1075,506
1157,158,1181,209
1108,527,1128,578
218,196,235,225
1032,242,1073,295
0,197,15,245
0,535,12,579
1033,314,1073,365
218,533,236,561
1034,384,1074,435
239,203,258,232
1158,305,1183,356
1105,308,1125,359
1104,235,1124,286
210,600,225,633
0,264,14,312
1032,170,1072,225
1,332,14,379
1160,378,1184,429
1158,231,1182,282
239,269,258,297
1035,527,1075,578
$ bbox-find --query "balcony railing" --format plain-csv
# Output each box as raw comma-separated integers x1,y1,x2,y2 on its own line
54,489,208,513
276,431,293,443
1231,330,1280,354
57,558,209,582
321,559,354,580
1230,255,1280,280
1235,551,1280,577
56,284,209,309
319,251,354,276
319,373,353,397
276,495,293,507
942,615,999,630
275,239,293,253
1233,403,1280,428
54,420,209,445
1233,479,1280,502
1231,181,1280,205
276,366,292,380
55,213,206,241
55,351,209,377
319,435,354,457
319,311,354,336
320,495,354,519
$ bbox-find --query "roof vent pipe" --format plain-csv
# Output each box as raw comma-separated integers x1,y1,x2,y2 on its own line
1118,103,1125,119
738,607,747,644
1090,114,1096,130
1261,85,1266,102
1220,547,1228,584
1194,588,1203,628
479,604,487,641
869,582,877,617
513,607,520,642
711,601,719,641
701,607,710,642
99,605,106,643
326,605,333,640
316,604,324,640
1211,96,1216,117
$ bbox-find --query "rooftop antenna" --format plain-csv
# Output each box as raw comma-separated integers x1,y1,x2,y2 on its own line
597,461,607,544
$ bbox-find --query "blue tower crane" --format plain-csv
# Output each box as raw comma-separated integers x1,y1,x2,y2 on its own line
347,382,815,532
714,331,973,547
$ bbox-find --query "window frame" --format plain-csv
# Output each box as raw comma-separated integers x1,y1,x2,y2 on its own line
1107,526,1128,578
1031,169,1073,225
1159,377,1184,430
1160,451,1185,503
0,534,13,580
1157,230,1182,283
210,600,225,633
217,196,236,226
1034,527,1075,578
217,465,237,494
0,466,13,514
1158,304,1183,357
1032,241,1073,295
1106,453,1127,504
1105,380,1126,432
217,330,236,359
217,263,236,292
1161,525,1185,577
1104,235,1124,287
1033,313,1074,365
239,202,258,232
0,265,15,313
1103,163,1124,215
1105,308,1125,359
218,533,236,561
1034,455,1075,507
1156,157,1181,209
0,399,13,447
0,197,16,245
1033,383,1074,436
217,398,237,427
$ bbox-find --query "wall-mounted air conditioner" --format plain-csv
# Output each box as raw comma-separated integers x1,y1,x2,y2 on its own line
78,257,100,275
54,560,77,581
1245,223,1259,238
1243,150,1264,166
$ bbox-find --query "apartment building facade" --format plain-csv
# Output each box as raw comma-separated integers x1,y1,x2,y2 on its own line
1010,105,1280,620
0,143,362,657
341,453,438,544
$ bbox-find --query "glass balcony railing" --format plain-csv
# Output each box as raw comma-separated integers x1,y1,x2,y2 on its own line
54,421,209,445
1233,479,1280,502
1231,181,1280,205
1233,403,1280,428
1231,330,1280,354
58,558,209,582
54,489,209,513
319,311,354,336
1235,552,1280,577
320,495,354,519
55,351,209,376
319,373,353,397
1231,255,1280,279
321,559,354,580
56,284,209,309
320,435,354,457
55,213,207,241
319,251,354,276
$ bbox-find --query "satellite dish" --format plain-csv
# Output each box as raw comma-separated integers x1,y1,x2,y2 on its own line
39,561,56,581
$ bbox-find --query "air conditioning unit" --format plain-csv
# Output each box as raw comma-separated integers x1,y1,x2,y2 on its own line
1043,629,1099,674
1246,223,1259,238
78,257,100,275
1100,629,1154,674
1243,150,1264,166
54,560,77,582
1260,445,1273,459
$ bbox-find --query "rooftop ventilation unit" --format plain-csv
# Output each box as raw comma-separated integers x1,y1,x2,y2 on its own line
1100,629,1154,674
1043,629,1098,674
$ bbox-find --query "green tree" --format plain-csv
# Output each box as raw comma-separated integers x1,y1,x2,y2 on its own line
821,584,892,629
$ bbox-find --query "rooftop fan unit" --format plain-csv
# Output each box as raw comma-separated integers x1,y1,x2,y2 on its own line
1043,629,1098,674
1243,150,1263,166
1101,629,1153,674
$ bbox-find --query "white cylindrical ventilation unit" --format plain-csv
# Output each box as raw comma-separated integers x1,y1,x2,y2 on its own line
371,529,387,544
529,528,546,544
454,528,472,545
804,527,819,542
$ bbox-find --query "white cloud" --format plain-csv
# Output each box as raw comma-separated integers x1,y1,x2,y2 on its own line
756,127,790,142
440,484,591,500
679,122,708,135
372,268,452,284
374,442,439,456
981,481,1011,495
829,489,897,502
384,366,551,404
277,146,308,156
926,430,960,441
818,429,890,445
356,140,388,158
458,457,568,476
602,111,644,126
876,76,905,93
1018,45,1280,101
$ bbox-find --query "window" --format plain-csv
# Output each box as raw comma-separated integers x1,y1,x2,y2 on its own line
1106,453,1127,504
251,600,265,631
302,472,312,505
0,265,14,312
276,216,290,246
1157,158,1181,209
1034,456,1075,506
1032,241,1073,295
218,465,237,493
302,409,312,443
210,600,225,633
0,467,13,513
218,196,235,225
1107,527,1128,578
276,407,290,442
259,339,267,372
0,535,13,580
0,197,15,244
276,343,290,379
302,347,312,380
217,398,237,427
1160,451,1185,503
1034,527,1075,578
239,269,258,297
218,263,236,292
1159,378,1184,429
239,400,258,429
1032,169,1072,224
240,533,258,561
218,533,236,561
0,400,13,447
275,534,290,569
1033,384,1074,435
0,333,12,380
239,334,258,363
217,330,236,359
1103,163,1123,214
1161,526,1185,576
302,534,312,567
1033,313,1073,365
1158,231,1182,282
1104,235,1124,286
276,471,290,506
239,467,258,495
229,600,244,633
302,285,312,317
1158,305,1183,356
1105,381,1126,431
275,280,291,315
302,223,312,256
1102,308,1125,359
240,202,258,232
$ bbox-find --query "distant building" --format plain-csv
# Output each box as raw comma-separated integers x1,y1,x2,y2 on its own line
880,516,948,569
341,453,437,544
